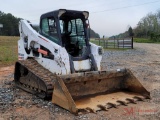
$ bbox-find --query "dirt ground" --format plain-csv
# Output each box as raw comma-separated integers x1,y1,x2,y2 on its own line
0,43,159,120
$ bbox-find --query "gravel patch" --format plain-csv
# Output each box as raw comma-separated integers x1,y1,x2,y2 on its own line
0,43,159,120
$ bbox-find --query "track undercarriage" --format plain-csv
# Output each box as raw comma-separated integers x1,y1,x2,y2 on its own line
14,59,55,98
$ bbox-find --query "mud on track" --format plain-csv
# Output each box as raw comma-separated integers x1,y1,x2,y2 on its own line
0,43,160,120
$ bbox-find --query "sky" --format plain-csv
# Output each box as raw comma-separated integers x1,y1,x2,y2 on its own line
0,0,160,37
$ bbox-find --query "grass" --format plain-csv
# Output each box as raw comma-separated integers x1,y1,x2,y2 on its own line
134,38,160,43
0,36,19,67
90,39,100,45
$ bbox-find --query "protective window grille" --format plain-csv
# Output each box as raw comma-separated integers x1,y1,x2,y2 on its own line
76,19,84,36
68,19,84,36
68,19,86,46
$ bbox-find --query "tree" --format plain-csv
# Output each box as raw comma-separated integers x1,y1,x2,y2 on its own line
88,28,100,38
0,11,20,36
112,10,160,41
128,26,134,37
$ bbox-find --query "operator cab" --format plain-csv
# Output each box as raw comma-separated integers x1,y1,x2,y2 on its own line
40,9,90,59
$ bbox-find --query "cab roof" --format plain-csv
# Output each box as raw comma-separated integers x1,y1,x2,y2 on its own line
40,9,89,19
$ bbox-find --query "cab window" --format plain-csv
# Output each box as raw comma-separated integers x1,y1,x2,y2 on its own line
41,18,60,45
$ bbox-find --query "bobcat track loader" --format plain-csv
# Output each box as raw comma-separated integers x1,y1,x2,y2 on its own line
14,9,150,114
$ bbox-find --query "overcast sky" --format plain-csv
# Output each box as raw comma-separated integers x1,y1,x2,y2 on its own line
0,0,160,37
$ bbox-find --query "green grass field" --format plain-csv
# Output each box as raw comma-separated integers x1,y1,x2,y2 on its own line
90,39,100,45
0,36,19,67
134,38,153,43
134,38,160,43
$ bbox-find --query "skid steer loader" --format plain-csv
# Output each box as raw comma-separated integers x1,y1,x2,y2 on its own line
14,9,150,114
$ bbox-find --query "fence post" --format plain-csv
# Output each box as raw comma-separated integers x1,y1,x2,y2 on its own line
104,39,105,48
118,39,119,49
131,37,133,49
114,38,115,48
106,40,108,48
123,39,124,48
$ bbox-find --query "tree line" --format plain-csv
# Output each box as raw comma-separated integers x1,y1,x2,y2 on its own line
88,28,100,38
0,11,100,38
110,10,160,42
0,11,20,36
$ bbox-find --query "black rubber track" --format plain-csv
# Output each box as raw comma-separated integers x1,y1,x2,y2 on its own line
14,59,56,99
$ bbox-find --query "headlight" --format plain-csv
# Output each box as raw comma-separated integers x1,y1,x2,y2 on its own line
98,47,103,55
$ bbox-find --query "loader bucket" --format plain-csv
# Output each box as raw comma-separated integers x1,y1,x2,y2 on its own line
52,69,150,114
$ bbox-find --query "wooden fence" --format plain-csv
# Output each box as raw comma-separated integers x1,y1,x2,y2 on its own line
95,37,133,49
